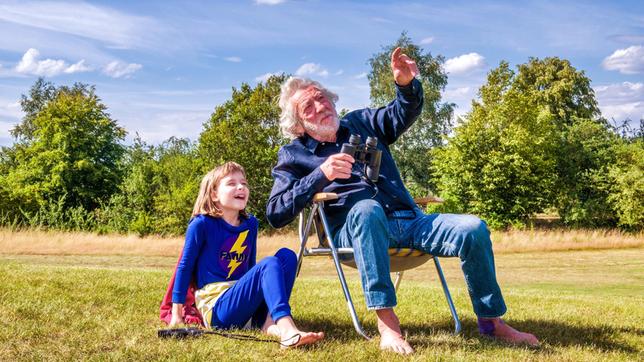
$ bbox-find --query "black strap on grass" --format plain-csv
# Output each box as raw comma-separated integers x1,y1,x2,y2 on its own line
158,327,301,347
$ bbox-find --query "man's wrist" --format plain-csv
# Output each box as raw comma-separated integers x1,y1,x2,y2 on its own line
396,78,420,97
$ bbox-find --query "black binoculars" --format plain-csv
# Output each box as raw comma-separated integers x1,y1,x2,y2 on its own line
340,134,382,182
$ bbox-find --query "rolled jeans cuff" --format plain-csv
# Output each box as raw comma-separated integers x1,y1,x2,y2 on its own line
365,290,397,310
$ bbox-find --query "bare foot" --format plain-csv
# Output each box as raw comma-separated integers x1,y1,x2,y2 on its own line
275,316,324,349
478,318,539,347
376,308,414,355
261,315,280,338
280,331,325,349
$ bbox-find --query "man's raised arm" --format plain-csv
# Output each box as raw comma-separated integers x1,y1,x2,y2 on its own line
363,47,424,145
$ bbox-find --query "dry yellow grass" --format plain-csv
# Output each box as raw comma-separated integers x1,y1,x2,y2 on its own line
1,227,642,258
0,228,185,257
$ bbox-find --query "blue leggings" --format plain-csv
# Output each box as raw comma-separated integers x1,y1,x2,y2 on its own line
210,248,297,329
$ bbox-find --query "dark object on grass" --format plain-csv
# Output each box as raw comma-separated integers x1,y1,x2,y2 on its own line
158,327,301,347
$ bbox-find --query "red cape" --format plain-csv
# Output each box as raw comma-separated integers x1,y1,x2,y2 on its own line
159,252,203,325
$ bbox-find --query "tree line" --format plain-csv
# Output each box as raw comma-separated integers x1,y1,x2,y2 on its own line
1,34,641,235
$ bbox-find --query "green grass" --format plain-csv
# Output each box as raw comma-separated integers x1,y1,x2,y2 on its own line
1,248,643,361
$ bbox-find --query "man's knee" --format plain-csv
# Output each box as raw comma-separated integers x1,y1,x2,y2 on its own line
458,216,492,250
347,199,386,224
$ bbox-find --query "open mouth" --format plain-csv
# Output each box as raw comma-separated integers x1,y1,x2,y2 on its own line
234,195,247,200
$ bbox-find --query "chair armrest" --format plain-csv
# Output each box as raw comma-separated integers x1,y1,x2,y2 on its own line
414,196,444,206
313,193,339,202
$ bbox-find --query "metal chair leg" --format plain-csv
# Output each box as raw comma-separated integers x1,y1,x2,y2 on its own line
318,204,371,340
433,256,462,334
296,204,317,277
393,271,404,292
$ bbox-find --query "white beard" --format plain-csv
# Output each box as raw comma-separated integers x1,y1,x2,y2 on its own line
303,116,339,142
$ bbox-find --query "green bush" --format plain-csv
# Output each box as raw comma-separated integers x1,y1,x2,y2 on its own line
607,140,644,230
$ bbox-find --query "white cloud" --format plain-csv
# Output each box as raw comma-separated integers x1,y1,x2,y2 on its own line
64,59,92,73
444,53,486,75
255,0,286,5
334,69,344,76
594,81,644,121
224,56,242,63
103,60,142,78
255,71,283,82
0,1,161,50
295,63,329,77
420,36,434,45
14,48,91,76
602,45,644,74
353,72,368,79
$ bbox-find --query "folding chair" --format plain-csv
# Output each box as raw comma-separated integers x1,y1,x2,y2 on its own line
296,192,462,340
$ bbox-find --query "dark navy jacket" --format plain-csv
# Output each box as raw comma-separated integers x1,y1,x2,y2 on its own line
266,79,424,232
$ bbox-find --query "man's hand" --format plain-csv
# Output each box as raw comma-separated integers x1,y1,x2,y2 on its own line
320,153,355,181
390,47,419,87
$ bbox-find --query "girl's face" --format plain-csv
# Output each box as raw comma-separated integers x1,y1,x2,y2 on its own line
212,171,249,214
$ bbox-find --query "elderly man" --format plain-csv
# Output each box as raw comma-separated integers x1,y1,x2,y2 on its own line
266,48,538,354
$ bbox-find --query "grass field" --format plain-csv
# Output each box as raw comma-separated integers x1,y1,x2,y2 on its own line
0,229,642,361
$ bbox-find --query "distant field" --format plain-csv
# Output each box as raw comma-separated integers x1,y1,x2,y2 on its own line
1,227,642,258
0,229,642,361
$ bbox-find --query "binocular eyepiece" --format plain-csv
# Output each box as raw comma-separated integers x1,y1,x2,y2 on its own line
340,134,382,182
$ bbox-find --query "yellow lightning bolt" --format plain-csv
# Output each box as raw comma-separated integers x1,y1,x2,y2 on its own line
226,230,249,279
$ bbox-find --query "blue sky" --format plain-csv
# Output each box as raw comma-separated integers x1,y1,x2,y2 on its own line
1,0,643,146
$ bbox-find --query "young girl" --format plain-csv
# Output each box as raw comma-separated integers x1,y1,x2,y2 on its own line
170,162,324,347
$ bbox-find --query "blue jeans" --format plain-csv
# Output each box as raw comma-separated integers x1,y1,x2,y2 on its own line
333,199,507,318
211,248,297,328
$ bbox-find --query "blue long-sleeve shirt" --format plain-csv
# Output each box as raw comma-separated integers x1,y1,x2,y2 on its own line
266,79,424,232
172,214,258,304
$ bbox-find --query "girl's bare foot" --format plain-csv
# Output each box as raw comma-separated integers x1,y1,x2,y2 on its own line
280,331,325,348
261,315,280,338
275,316,324,348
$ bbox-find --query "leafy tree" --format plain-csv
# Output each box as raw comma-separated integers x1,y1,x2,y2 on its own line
555,119,621,227
2,80,126,215
96,136,157,234
432,58,636,228
368,32,454,196
12,78,58,143
97,136,201,236
198,75,288,225
152,137,202,234
513,57,600,128
432,62,558,228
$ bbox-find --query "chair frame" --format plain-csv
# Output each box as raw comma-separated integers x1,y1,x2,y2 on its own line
296,193,462,339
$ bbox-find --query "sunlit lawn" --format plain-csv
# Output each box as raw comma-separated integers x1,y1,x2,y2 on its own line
1,245,642,361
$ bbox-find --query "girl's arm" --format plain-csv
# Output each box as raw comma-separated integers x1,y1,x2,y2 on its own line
172,218,205,305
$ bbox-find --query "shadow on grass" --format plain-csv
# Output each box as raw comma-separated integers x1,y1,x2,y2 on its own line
299,316,642,354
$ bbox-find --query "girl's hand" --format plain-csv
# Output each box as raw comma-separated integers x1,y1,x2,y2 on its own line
169,314,185,327
170,303,185,326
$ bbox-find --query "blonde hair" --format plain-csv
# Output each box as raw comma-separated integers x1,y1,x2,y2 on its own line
192,162,248,218
278,76,339,139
